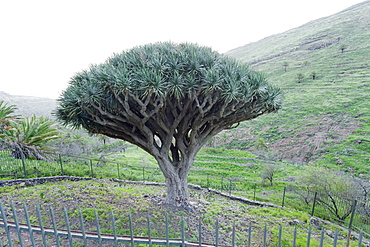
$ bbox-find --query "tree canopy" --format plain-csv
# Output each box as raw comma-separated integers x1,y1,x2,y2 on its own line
56,42,283,206
0,100,18,132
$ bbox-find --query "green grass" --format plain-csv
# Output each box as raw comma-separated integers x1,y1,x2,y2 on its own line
1,145,369,240
221,1,370,171
1,179,360,246
0,146,298,207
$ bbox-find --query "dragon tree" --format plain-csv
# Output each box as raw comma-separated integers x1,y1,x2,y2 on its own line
56,42,283,207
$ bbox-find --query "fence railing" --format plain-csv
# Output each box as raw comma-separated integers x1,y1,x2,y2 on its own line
283,188,370,238
1,147,369,240
1,201,368,247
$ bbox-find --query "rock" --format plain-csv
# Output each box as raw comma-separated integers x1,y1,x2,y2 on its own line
354,113,364,118
310,217,322,230
199,198,210,205
325,229,345,240
184,206,194,212
288,219,301,226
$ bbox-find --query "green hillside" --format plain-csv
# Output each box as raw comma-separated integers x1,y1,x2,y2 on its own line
223,1,370,174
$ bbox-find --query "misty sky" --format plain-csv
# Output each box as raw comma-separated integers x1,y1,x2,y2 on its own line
0,0,365,99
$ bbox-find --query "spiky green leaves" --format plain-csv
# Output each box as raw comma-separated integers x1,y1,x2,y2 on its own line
57,42,282,124
0,101,18,124
1,115,60,161
3,116,60,147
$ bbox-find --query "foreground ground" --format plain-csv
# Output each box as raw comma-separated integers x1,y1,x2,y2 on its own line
0,178,359,246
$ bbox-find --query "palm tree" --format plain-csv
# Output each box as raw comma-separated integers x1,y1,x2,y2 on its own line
0,101,19,135
255,138,268,150
2,115,60,161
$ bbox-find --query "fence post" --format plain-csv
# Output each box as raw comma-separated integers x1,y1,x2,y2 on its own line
333,229,338,247
10,201,24,246
253,184,256,200
311,192,317,216
282,187,286,207
129,214,134,247
319,229,324,247
148,214,152,247
36,205,48,247
50,207,61,247
215,219,219,247
59,154,64,175
181,216,186,247
117,163,120,179
23,203,36,246
293,227,297,247
358,230,363,246
78,208,88,247
18,146,27,177
63,207,73,247
90,160,94,177
143,166,145,181
166,213,169,247
278,225,282,247
0,202,14,247
229,180,232,195
346,200,358,247
111,211,118,247
306,227,312,247
247,224,252,247
231,221,236,247
94,209,102,247
198,219,202,247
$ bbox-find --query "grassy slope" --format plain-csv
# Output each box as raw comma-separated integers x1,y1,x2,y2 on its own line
223,1,370,175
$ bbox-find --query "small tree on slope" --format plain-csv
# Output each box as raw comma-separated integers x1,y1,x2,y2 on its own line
56,42,283,207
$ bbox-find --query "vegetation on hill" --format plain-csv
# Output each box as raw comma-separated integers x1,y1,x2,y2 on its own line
223,1,370,173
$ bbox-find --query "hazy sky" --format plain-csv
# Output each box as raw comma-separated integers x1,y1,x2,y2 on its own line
0,0,365,99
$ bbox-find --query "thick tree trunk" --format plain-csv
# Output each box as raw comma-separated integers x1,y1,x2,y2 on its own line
164,173,190,207
155,153,194,208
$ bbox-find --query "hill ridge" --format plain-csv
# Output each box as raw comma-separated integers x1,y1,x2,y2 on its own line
0,91,57,117
222,1,370,170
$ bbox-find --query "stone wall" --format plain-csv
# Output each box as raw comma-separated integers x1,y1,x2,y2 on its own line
0,176,93,187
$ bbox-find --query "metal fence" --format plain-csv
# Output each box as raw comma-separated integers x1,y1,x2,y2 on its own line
283,187,370,237
1,202,368,247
